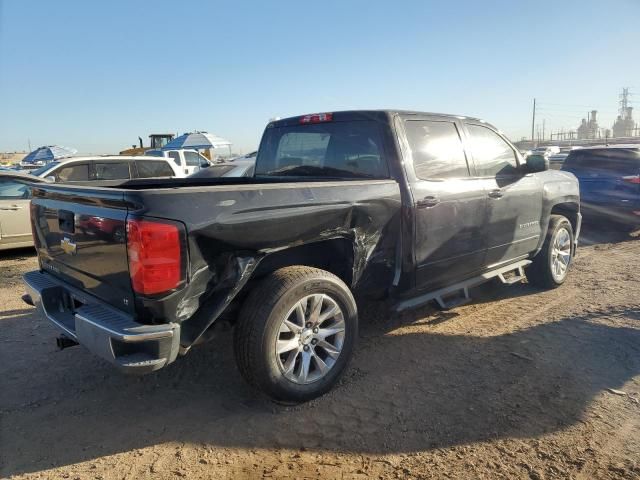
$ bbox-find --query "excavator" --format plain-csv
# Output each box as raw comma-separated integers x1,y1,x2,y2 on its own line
120,133,175,156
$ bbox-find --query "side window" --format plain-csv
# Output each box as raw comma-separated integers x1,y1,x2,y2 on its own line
466,124,518,177
404,120,469,179
55,164,89,182
92,162,131,180
184,151,201,166
0,179,30,199
136,161,174,178
168,151,181,166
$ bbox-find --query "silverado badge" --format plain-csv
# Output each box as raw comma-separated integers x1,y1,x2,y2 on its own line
61,237,77,255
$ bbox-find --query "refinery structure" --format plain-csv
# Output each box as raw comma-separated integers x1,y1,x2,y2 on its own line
517,88,640,149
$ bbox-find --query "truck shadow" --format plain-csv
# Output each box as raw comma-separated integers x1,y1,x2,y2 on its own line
1,305,639,476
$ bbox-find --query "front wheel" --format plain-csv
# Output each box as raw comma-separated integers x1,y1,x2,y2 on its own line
234,266,358,403
527,215,574,289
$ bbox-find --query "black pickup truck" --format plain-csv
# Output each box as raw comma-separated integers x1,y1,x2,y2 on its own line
23,110,581,402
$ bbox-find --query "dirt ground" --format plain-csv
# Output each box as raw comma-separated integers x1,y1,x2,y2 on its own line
1,226,639,480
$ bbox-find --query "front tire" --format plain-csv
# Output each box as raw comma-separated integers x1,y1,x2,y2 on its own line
234,266,358,403
527,215,574,289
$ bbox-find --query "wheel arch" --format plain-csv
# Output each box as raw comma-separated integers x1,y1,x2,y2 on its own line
252,238,355,286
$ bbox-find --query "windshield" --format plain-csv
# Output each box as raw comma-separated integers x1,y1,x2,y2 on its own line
30,162,60,176
255,121,389,179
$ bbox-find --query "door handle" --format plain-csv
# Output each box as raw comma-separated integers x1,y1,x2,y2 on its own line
0,205,23,210
488,189,503,199
416,195,440,208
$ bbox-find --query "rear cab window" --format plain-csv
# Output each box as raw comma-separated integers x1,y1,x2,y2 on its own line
168,151,181,166
256,119,389,179
92,162,131,180
135,160,175,178
54,163,90,182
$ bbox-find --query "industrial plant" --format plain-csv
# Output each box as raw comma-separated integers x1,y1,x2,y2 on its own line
518,88,640,149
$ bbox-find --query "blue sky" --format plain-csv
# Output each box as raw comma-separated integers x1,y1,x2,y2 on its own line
1,0,638,154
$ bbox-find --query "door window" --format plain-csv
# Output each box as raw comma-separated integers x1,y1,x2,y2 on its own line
92,162,131,180
404,120,469,179
466,124,518,177
0,179,31,199
184,151,202,167
55,164,89,182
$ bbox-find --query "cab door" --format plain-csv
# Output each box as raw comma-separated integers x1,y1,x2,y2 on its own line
400,116,489,291
463,123,543,267
0,178,33,248
183,151,203,176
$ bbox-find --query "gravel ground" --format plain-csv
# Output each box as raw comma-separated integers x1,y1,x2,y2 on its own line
1,226,639,480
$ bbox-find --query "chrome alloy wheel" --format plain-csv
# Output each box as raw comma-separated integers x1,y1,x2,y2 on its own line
551,227,571,282
275,294,346,384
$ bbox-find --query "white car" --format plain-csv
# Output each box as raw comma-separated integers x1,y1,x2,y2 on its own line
29,155,183,183
145,149,212,176
0,171,50,251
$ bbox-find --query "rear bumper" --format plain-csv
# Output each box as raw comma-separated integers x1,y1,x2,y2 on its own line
23,270,180,374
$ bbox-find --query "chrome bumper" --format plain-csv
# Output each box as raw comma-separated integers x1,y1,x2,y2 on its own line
23,270,180,374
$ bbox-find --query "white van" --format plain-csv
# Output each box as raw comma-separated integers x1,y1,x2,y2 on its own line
146,149,212,176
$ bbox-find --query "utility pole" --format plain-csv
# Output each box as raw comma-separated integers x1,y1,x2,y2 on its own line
542,119,546,142
531,98,536,145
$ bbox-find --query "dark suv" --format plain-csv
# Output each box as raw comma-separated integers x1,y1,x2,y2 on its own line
561,146,640,227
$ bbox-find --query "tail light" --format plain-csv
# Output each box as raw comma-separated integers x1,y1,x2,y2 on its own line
622,175,640,184
299,113,333,124
126,217,186,296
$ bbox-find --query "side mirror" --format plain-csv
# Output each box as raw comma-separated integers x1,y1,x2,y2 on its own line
45,176,56,182
525,154,549,173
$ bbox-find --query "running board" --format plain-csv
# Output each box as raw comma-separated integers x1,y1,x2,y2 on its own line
394,259,531,312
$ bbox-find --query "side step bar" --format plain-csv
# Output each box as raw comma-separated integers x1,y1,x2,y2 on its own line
395,259,531,312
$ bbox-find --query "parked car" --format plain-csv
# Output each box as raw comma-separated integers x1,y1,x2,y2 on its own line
23,110,581,403
0,172,50,251
561,145,640,228
188,158,255,178
30,155,182,184
145,149,211,176
548,147,583,169
531,146,560,157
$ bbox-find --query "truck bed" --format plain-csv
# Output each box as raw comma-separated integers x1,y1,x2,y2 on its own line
30,178,402,346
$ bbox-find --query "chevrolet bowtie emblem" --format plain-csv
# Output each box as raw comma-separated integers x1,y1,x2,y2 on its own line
61,237,77,255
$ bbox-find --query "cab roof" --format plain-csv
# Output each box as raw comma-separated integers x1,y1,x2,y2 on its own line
270,109,487,128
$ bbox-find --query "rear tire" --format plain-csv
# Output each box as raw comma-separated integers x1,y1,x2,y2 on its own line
527,215,574,289
234,266,358,403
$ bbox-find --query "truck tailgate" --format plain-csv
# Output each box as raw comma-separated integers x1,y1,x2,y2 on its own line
31,185,135,315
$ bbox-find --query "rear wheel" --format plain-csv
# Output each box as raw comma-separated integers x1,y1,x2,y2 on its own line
527,215,574,288
234,266,357,403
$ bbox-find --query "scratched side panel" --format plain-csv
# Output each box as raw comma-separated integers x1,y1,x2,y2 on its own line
126,180,402,346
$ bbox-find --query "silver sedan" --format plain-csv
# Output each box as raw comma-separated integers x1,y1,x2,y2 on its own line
0,171,49,251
